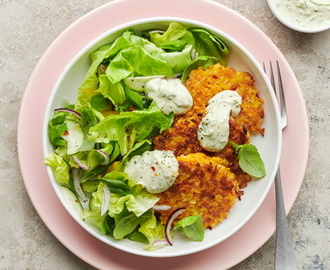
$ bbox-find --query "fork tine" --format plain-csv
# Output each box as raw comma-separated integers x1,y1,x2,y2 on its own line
276,61,288,129
269,61,276,92
266,61,287,129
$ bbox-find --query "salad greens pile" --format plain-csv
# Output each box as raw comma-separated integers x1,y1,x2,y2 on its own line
44,22,230,249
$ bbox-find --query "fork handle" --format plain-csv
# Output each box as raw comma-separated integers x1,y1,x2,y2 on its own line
274,169,298,270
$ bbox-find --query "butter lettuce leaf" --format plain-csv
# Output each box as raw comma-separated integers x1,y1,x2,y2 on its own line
87,103,174,155
95,74,126,109
149,22,229,74
140,213,167,250
105,45,173,84
160,44,193,74
80,30,172,90
79,33,133,91
190,28,229,66
149,22,190,47
44,151,70,184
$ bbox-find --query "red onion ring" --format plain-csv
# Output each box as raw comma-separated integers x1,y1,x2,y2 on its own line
152,205,172,211
96,150,110,166
165,206,186,246
101,185,111,216
150,240,168,249
54,108,81,118
71,155,89,171
71,167,86,201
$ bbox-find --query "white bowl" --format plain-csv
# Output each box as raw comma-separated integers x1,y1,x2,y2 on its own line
267,0,330,33
43,17,281,257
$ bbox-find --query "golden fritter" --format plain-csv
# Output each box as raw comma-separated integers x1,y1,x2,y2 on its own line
184,63,264,135
156,153,239,228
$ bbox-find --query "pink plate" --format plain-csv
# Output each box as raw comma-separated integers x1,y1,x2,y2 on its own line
17,0,309,269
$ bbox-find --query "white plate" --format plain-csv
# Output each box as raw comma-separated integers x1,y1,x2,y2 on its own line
43,17,281,257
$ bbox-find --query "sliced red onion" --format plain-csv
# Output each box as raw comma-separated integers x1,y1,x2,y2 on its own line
54,108,81,118
72,167,86,201
99,64,107,72
71,155,89,171
150,240,169,249
190,48,198,60
152,205,172,211
149,30,165,34
165,206,186,246
101,184,111,216
96,150,110,166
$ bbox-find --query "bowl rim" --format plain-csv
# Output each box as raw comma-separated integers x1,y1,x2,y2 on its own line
42,16,282,257
267,0,330,33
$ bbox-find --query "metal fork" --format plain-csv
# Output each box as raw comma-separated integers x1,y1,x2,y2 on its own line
264,61,297,270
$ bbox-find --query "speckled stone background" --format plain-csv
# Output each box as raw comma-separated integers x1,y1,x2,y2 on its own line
1,0,329,269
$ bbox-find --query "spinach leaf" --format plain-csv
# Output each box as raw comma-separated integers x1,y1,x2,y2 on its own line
174,215,204,242
113,210,152,239
231,142,266,178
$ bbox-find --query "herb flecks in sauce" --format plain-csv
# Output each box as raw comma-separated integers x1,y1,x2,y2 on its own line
124,150,179,193
198,90,242,152
273,0,330,29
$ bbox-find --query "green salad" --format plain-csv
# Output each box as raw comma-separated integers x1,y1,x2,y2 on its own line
44,22,231,250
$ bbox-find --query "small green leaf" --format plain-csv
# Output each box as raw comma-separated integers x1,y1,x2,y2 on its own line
113,213,141,239
174,215,204,242
98,178,131,190
99,215,115,235
231,142,266,178
126,230,149,244
124,87,144,109
90,93,109,111
48,111,69,146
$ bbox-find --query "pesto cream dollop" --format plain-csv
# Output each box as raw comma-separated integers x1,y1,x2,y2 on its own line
124,150,179,193
144,78,193,115
198,90,242,152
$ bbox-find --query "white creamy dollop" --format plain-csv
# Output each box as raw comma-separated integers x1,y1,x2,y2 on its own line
124,150,179,193
123,75,165,91
144,78,193,115
273,0,330,29
198,90,242,152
